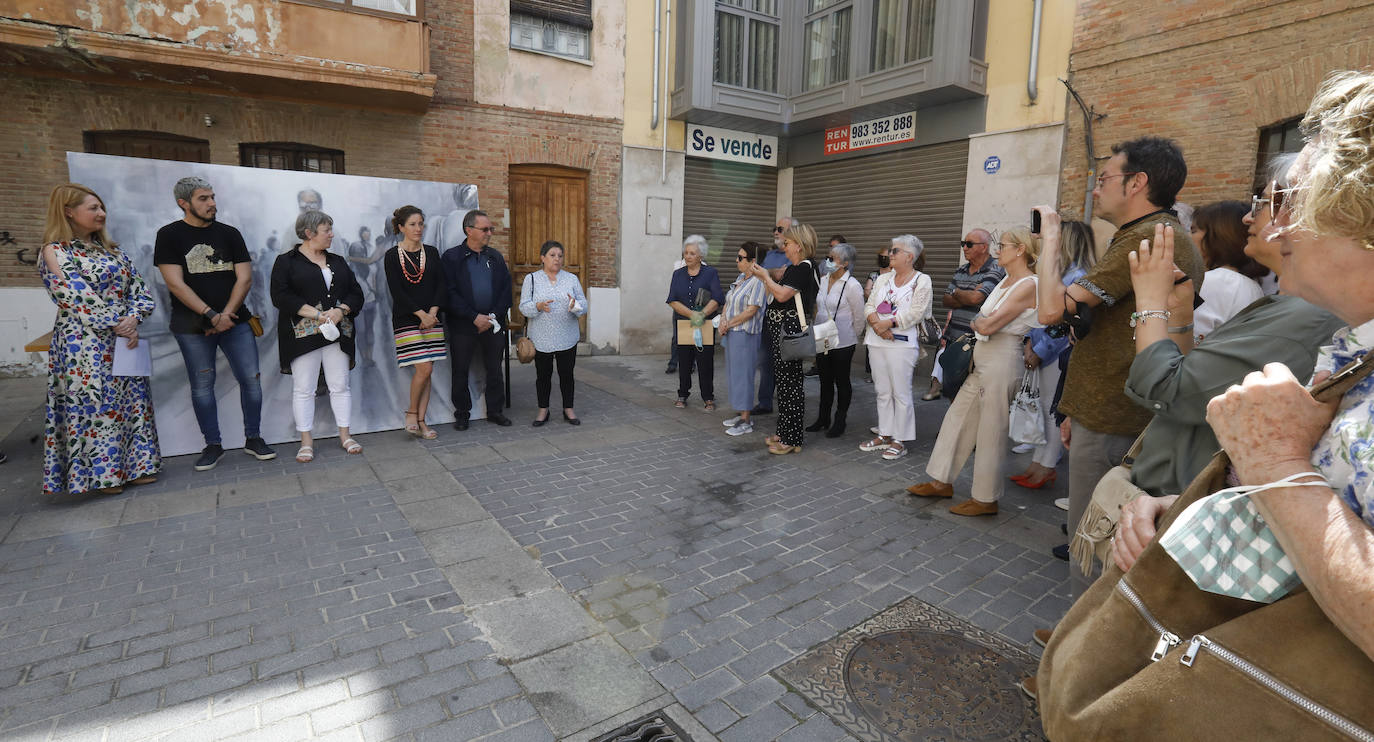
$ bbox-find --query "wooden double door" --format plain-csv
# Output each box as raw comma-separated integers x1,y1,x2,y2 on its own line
507,164,589,332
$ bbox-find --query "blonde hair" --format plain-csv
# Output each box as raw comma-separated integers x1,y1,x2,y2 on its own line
1000,227,1041,267
780,223,817,260
1293,70,1374,250
43,183,117,250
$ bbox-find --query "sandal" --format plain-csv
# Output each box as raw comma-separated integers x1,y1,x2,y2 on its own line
768,442,802,455
129,475,158,485
764,435,781,446
342,438,363,455
704,400,716,411
295,446,314,463
859,435,892,452
418,423,438,440
403,409,421,437
674,398,687,409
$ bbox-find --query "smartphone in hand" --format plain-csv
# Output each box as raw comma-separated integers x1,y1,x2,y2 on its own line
1031,209,1042,235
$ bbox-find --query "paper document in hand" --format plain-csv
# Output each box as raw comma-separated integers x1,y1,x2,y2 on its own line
113,338,153,377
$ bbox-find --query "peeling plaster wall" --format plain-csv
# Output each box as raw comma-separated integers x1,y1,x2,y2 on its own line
16,0,280,50
472,0,625,119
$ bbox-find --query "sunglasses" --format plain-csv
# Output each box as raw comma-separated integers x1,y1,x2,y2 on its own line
736,254,751,261
470,226,495,233
773,226,784,233
959,240,986,249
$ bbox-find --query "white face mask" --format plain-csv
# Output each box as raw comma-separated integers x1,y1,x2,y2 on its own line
820,258,836,276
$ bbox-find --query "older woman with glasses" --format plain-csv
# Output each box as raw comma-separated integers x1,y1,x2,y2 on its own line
667,235,724,410
808,242,866,437
720,241,769,436
860,235,932,460
747,223,820,454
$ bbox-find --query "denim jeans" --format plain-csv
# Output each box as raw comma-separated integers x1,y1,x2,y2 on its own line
172,322,263,445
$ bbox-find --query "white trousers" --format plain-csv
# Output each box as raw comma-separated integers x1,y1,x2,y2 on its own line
1031,359,1064,468
290,344,352,432
869,344,918,442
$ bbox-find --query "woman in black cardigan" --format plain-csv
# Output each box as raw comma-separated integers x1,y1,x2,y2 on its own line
271,210,365,462
383,205,446,439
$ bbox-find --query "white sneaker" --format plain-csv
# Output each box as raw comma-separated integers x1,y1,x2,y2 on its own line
882,443,908,460
1011,443,1035,454
1054,497,1069,511
725,421,754,436
722,415,744,427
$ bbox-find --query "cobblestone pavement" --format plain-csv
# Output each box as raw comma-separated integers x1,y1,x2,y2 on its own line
0,352,1071,741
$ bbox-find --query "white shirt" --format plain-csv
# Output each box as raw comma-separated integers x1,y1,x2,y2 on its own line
1196,268,1264,341
813,272,866,349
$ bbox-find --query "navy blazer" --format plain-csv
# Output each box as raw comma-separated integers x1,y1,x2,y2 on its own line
441,240,513,335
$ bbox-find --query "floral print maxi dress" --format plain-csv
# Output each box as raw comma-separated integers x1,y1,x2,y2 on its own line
39,239,160,494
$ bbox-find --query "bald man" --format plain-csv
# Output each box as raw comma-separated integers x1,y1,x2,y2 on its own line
923,228,1005,400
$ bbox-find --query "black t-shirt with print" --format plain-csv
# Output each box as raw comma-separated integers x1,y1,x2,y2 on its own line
153,220,252,334
770,260,820,317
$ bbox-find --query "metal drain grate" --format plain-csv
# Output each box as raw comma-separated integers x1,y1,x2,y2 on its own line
590,711,694,742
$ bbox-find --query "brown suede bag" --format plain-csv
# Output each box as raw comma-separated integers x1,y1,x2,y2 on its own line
1038,354,1374,741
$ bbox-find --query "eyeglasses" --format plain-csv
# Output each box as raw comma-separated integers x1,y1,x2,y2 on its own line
1250,180,1292,218
959,241,987,249
1096,171,1139,188
469,226,495,233
736,254,750,261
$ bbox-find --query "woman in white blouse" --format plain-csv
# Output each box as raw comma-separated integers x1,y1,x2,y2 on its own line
1191,200,1267,343
518,240,588,426
808,242,867,438
908,227,1041,516
859,234,933,461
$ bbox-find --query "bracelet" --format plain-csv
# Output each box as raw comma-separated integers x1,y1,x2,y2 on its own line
1168,322,1194,334
1129,309,1170,340
202,306,216,317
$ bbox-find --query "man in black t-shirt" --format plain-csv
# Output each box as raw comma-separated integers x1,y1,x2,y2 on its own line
154,176,275,470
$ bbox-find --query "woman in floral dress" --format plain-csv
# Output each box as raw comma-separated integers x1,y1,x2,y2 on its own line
39,183,160,495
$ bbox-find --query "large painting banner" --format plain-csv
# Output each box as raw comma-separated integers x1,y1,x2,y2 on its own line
66,152,487,456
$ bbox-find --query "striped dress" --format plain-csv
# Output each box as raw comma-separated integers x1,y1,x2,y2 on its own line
384,244,447,366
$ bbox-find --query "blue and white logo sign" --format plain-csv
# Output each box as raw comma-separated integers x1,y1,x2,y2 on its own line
983,155,1002,175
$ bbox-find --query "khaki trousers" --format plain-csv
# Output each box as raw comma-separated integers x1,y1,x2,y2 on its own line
926,332,1023,503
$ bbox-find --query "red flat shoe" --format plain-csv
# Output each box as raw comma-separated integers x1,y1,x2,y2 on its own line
1020,471,1058,490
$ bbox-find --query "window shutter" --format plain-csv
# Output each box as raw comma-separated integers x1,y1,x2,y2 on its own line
510,0,593,29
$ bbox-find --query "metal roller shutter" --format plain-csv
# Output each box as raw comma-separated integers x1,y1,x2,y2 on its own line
792,140,969,304
683,158,779,286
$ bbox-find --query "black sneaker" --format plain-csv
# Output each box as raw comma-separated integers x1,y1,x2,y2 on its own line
244,437,276,461
194,444,226,472
1052,543,1070,562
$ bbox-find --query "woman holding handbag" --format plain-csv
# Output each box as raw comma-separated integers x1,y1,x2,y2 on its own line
908,228,1040,515
519,240,588,426
858,235,931,460
384,205,446,440
746,223,819,455
807,242,867,438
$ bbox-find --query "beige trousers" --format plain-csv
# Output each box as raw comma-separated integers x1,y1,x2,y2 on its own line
925,332,1024,503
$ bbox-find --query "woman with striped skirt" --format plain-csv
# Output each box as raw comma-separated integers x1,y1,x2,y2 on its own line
384,205,447,439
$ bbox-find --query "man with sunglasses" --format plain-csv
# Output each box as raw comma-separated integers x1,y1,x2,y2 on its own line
922,229,1004,400
752,215,797,415
1034,135,1204,591
441,209,513,428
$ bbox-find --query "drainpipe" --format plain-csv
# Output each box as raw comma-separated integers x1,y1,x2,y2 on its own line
1027,0,1042,103
652,0,662,130
661,0,671,183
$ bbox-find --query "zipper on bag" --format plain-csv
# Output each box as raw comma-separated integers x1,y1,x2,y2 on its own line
1180,634,1374,742
1116,579,1181,661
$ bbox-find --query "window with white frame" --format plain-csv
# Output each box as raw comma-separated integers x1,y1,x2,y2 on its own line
803,0,852,91
714,0,780,93
870,0,935,72
296,0,418,17
509,2,593,61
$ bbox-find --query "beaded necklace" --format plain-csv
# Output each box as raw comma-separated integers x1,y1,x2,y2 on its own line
399,245,425,284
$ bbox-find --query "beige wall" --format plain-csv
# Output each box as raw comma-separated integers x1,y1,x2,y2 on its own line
963,123,1065,237
983,0,1075,131
473,0,626,118
622,0,684,150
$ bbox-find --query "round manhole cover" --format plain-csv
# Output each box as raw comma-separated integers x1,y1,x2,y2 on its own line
843,629,1033,741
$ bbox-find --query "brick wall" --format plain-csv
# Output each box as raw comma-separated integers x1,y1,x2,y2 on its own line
1057,0,1374,219
0,0,622,290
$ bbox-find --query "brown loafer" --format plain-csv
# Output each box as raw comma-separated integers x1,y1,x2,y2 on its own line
1018,675,1038,700
1033,628,1054,648
949,499,999,516
906,481,954,498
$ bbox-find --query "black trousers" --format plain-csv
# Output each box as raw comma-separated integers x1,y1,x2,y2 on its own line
815,344,856,422
535,347,577,409
677,342,715,401
448,329,505,417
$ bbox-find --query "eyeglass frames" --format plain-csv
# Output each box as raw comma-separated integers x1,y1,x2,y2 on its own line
1095,171,1139,188
469,225,495,233
1250,180,1292,219
773,226,785,233
959,240,987,249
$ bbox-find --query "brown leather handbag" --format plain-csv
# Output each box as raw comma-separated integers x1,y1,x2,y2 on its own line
1038,353,1374,741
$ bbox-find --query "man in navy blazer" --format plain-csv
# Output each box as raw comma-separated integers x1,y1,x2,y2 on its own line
440,209,513,428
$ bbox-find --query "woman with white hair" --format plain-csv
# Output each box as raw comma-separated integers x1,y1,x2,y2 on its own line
808,241,867,437
271,209,366,462
859,234,932,460
666,235,724,409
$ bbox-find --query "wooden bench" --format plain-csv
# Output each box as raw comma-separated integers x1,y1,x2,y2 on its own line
24,331,51,353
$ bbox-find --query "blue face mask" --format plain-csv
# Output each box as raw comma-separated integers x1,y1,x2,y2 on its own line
821,258,837,276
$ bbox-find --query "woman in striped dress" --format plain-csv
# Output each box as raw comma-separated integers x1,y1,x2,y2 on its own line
384,205,447,439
